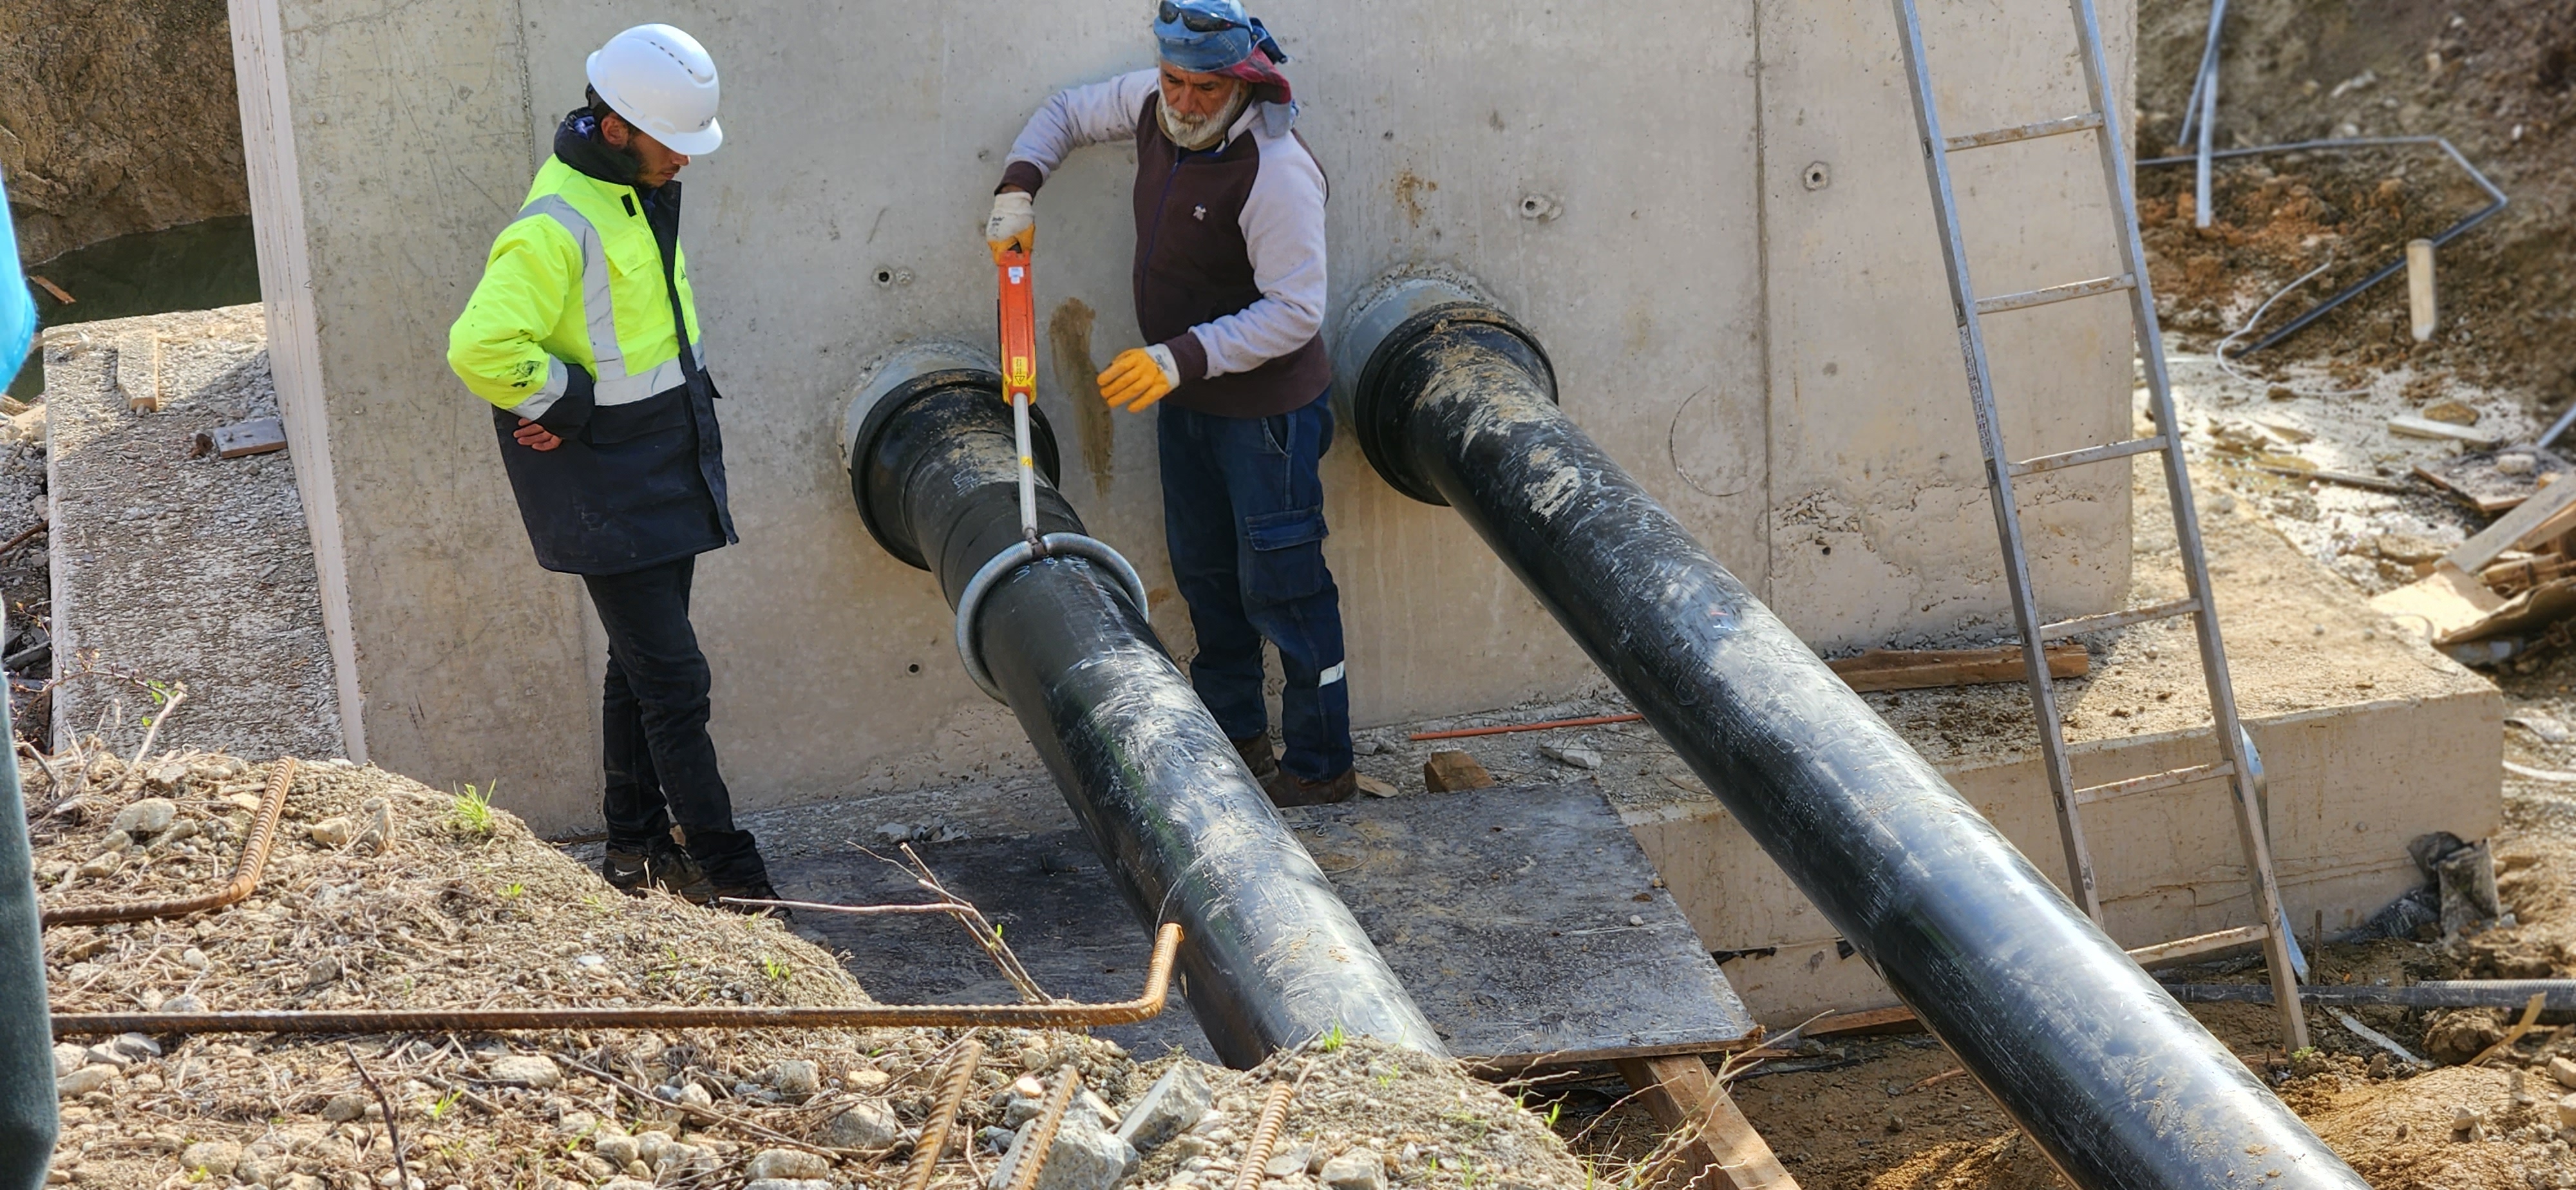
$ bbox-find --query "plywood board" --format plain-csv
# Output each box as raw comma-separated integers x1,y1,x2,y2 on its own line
2370,565,2506,639
1280,784,1756,1065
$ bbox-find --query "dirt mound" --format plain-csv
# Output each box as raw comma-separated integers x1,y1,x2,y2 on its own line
30,753,1591,1187
0,0,249,264
2137,0,2576,405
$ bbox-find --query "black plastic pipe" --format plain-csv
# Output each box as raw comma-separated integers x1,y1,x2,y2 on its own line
1340,279,2365,1190
0,614,56,1187
844,347,1441,1068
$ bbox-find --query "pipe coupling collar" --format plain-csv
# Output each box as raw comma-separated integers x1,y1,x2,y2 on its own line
953,533,1151,702
1340,276,1557,506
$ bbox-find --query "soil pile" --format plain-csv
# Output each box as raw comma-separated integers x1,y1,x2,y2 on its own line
30,751,1591,1187
0,0,249,265
2136,0,2576,404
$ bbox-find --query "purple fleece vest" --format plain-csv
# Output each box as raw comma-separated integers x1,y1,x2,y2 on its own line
1130,93,1332,419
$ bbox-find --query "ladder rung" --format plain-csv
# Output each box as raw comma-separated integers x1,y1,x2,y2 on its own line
1944,111,2106,152
2126,924,2268,967
1975,274,2136,316
2074,760,2233,807
2041,597,2200,641
2010,435,2169,477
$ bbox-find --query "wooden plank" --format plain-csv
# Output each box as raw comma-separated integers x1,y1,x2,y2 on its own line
1809,1005,1924,1037
1615,1055,1799,1190
2389,415,2502,448
1828,643,2087,692
26,275,71,304
2444,473,2576,572
2369,564,2505,638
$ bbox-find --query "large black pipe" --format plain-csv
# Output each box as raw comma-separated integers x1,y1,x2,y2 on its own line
1341,279,2364,1190
0,618,54,1188
844,345,1441,1068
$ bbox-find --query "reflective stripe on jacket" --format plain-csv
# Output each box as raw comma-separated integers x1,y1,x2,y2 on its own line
448,122,734,576
449,155,708,422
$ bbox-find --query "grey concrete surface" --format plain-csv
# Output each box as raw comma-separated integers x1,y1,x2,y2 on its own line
233,0,2137,830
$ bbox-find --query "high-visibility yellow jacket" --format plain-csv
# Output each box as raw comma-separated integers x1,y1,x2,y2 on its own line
448,118,734,576
449,155,706,423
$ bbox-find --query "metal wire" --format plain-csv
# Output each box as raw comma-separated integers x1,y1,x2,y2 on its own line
2139,137,2510,359
900,1039,985,1190
40,758,299,927
51,921,1179,1037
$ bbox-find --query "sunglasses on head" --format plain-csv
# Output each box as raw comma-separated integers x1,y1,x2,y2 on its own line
1159,2,1243,34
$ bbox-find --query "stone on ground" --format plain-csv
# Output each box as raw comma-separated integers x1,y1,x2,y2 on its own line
744,1148,829,1180
486,1054,562,1088
989,1113,1137,1190
1113,1063,1211,1153
822,1099,899,1149
1321,1149,1387,1190
1423,750,1495,792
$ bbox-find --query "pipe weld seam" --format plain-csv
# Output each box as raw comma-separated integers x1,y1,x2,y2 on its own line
953,533,1150,701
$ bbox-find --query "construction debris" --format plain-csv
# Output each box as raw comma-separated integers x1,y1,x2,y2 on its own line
1420,750,1495,793
193,415,288,459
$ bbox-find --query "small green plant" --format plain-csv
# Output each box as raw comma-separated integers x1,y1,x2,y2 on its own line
1376,1068,1399,1090
426,1088,462,1121
449,782,498,837
2289,1046,2320,1061
1544,1100,1564,1128
760,956,793,984
1318,1022,1348,1053
498,882,525,900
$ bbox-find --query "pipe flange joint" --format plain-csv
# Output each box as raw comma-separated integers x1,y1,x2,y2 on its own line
1333,269,1558,506
953,533,1150,702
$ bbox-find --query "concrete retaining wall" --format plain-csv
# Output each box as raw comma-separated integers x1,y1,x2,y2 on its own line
231,0,2136,829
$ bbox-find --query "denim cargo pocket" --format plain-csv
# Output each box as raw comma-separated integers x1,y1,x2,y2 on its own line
1242,505,1330,603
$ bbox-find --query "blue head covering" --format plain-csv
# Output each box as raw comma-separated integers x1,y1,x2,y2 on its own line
1153,0,1287,73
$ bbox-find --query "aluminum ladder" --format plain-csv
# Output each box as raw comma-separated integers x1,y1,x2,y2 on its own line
1888,0,2308,1050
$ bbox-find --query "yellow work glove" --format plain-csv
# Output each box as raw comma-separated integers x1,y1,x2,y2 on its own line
1097,345,1180,413
985,191,1036,263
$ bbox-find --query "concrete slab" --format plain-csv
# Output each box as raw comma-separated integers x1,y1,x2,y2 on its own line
1624,464,2501,1023
41,306,344,761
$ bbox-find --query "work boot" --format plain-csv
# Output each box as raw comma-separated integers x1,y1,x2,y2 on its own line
1233,733,1279,780
601,835,714,904
1263,768,1358,808
712,880,793,922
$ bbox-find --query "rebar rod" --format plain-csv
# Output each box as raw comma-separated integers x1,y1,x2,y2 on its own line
41,758,298,927
52,923,1178,1037
900,1039,986,1190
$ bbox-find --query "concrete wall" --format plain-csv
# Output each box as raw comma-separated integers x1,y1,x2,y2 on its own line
233,0,2134,830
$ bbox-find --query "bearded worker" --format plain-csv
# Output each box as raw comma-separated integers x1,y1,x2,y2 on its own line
985,0,1355,805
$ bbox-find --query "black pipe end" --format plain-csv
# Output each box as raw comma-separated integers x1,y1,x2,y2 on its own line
846,364,1062,570
1349,298,1557,506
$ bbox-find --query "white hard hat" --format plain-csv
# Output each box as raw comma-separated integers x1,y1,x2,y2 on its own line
586,24,724,155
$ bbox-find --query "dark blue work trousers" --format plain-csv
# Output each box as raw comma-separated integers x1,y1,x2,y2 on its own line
1157,393,1353,782
583,556,767,887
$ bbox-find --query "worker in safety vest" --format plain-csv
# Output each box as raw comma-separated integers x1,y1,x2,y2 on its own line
448,24,782,914
987,0,1354,806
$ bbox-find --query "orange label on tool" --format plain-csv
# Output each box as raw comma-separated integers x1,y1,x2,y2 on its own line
997,250,1038,401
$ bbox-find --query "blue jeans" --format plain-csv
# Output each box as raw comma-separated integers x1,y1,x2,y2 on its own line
1157,393,1352,781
